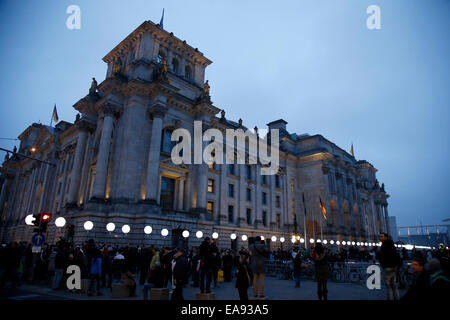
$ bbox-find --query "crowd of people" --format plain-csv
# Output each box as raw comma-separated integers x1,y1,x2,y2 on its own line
0,233,448,301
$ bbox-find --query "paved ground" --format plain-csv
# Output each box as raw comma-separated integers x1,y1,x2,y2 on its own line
1,276,406,300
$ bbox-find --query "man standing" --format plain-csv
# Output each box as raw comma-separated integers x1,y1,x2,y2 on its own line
376,233,401,300
171,249,189,301
199,237,216,294
248,236,269,298
401,257,430,300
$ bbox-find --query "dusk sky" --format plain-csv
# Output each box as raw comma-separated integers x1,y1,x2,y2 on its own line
0,0,449,227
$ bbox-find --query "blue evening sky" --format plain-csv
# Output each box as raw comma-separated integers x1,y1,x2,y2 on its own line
0,0,449,227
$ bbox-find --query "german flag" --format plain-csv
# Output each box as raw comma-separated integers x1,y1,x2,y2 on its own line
319,197,327,220
52,104,59,123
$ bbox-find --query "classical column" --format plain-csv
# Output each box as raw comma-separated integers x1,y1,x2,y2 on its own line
144,104,167,202
238,164,246,225
67,122,89,205
219,163,228,223
196,163,208,212
270,174,276,227
383,204,390,235
91,107,115,199
177,178,185,210
0,179,7,218
255,165,262,227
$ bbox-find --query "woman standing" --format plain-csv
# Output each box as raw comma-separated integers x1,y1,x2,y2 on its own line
312,243,329,300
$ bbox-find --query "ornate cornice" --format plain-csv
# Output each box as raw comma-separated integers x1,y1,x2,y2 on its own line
102,21,212,67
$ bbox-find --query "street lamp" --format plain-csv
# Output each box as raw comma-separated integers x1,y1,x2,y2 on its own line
55,217,66,228
106,223,115,232
230,233,237,240
242,234,248,241
144,226,152,235
122,225,130,234
196,231,203,239
212,232,219,239
83,221,93,231
25,214,35,226
182,230,190,238
271,236,277,242
161,228,169,237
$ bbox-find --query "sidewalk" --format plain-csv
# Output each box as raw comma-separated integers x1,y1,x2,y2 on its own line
10,276,401,300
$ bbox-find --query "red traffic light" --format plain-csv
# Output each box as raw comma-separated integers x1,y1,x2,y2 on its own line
41,213,51,222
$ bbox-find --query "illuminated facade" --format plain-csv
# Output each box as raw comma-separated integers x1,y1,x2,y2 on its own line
0,21,390,248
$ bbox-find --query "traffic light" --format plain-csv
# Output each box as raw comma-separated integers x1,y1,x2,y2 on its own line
39,212,51,233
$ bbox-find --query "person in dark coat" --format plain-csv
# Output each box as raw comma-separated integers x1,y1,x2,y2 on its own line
293,251,305,288
190,247,200,287
401,257,430,300
161,248,173,288
223,250,233,282
235,254,251,300
199,238,217,293
248,236,269,298
312,243,329,300
376,233,401,300
428,258,450,302
171,250,189,301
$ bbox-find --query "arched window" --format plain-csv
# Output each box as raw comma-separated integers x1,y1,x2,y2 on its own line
161,128,175,154
157,49,166,63
171,58,179,73
185,65,192,79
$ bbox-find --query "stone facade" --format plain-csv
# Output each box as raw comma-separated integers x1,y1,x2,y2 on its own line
0,20,390,249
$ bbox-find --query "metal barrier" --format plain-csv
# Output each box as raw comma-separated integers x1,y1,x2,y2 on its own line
264,260,414,286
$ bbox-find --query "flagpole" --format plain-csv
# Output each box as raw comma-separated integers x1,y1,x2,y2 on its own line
320,217,323,240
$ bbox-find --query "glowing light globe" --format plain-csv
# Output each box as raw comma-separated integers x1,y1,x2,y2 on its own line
55,217,66,228
182,230,189,238
271,236,277,242
212,232,219,239
196,231,203,239
230,233,237,240
106,223,115,232
144,226,152,235
161,228,169,237
25,214,35,226
242,235,248,241
122,225,130,234
83,221,93,231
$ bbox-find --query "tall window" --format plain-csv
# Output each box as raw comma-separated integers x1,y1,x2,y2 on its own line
262,211,267,227
228,184,234,198
157,50,166,63
246,188,251,201
208,179,215,193
328,172,336,193
276,195,281,208
228,205,234,223
246,208,252,225
275,175,280,188
228,164,235,175
185,65,192,79
262,192,267,205
262,175,267,185
171,58,179,73
246,165,252,180
276,214,280,228
161,128,175,154
207,201,214,215
291,178,295,192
